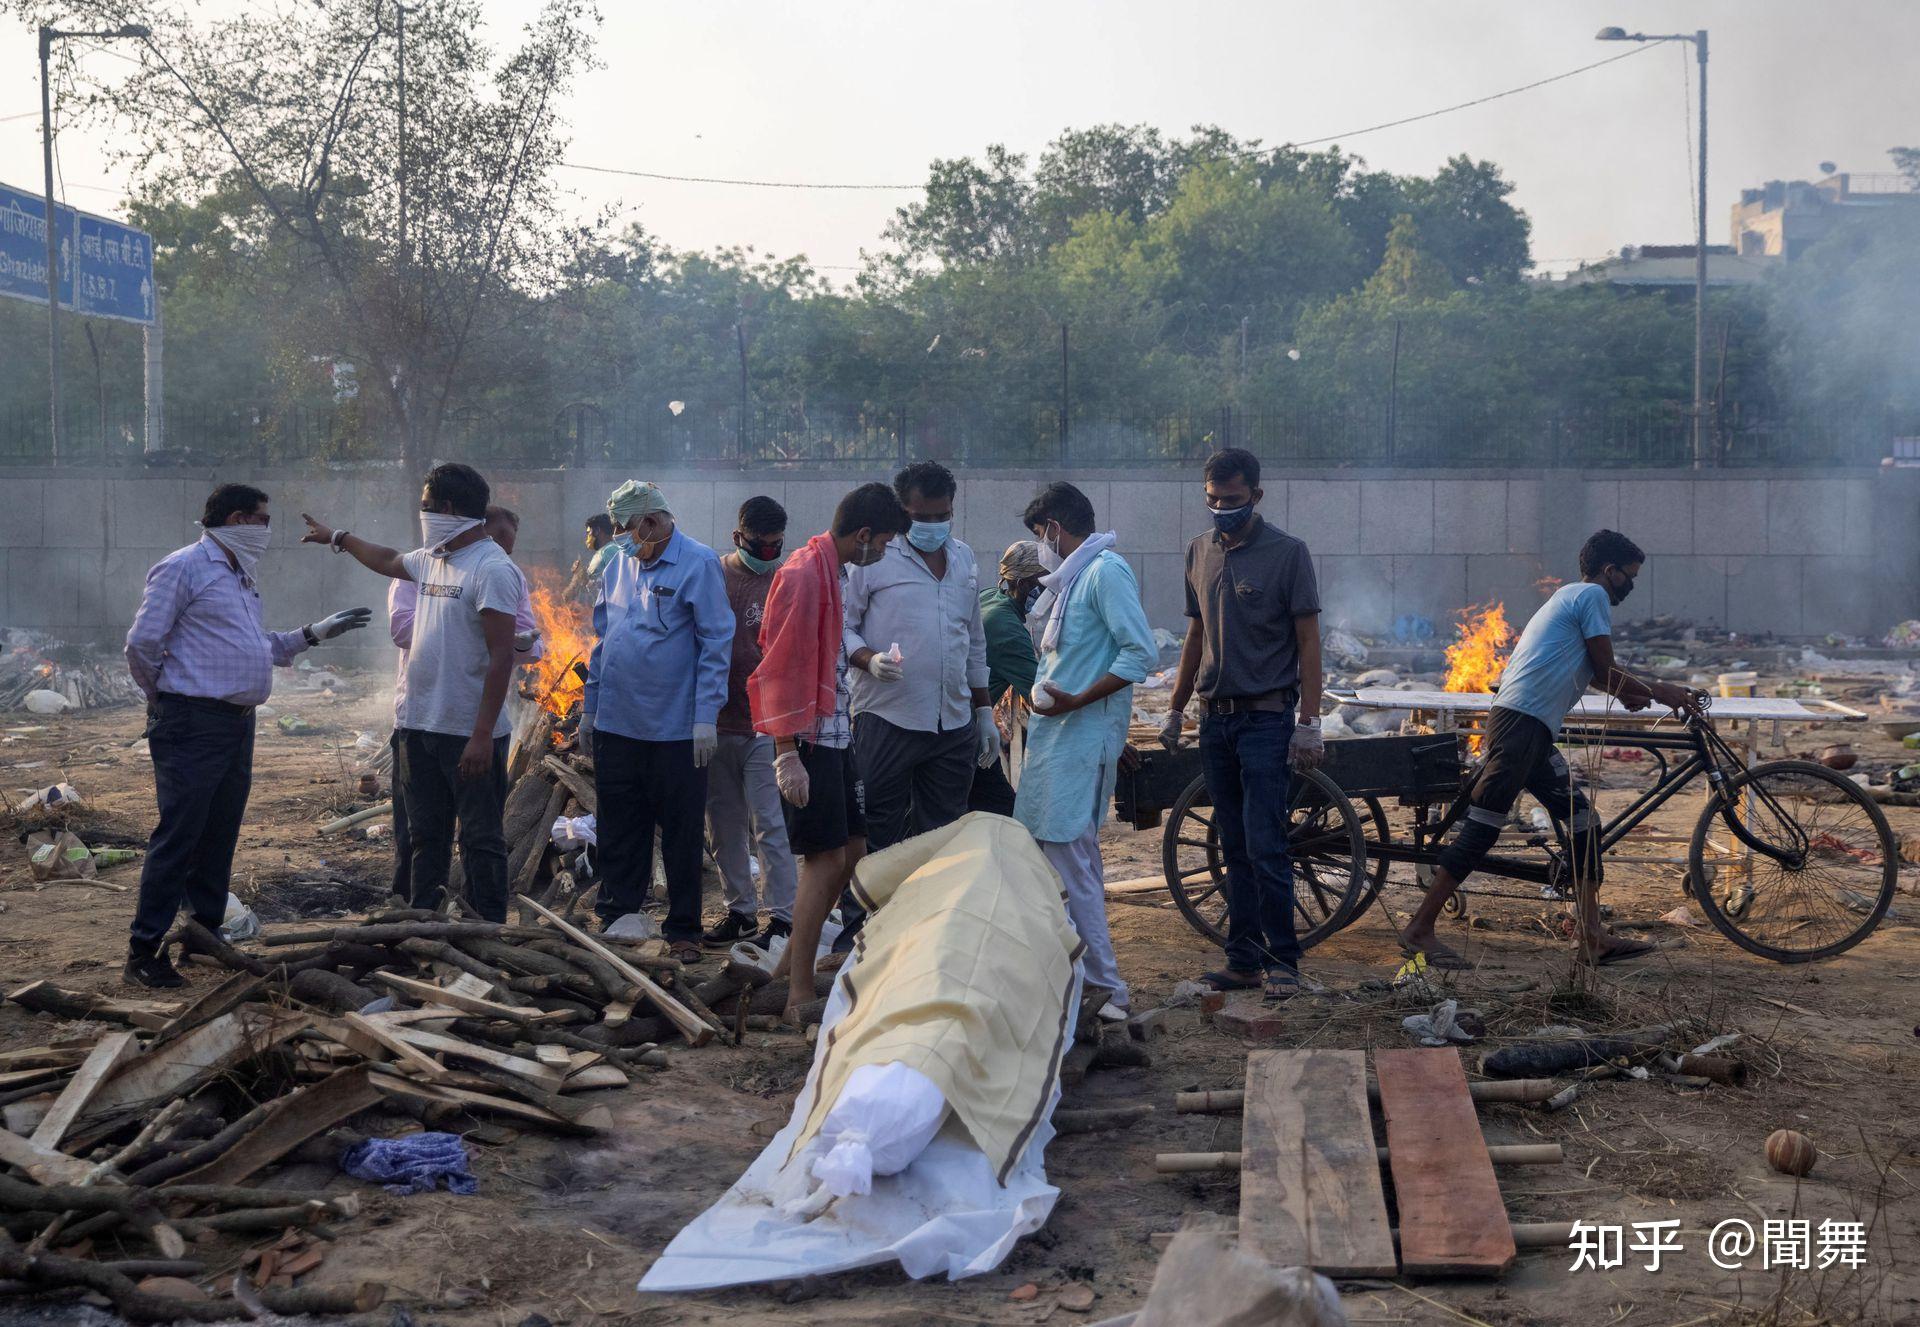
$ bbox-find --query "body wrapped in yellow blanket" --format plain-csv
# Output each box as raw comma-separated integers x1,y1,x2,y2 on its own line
790,812,1085,1184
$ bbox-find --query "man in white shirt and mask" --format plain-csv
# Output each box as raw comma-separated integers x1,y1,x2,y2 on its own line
301,463,521,921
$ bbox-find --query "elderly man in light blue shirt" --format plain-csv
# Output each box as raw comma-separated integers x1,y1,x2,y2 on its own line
843,462,996,870
585,480,734,963
1013,482,1155,1019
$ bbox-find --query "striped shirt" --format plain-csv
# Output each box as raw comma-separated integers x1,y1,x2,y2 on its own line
124,536,309,706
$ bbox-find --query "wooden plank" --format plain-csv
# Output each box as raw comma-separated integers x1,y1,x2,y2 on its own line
533,1044,572,1067
1238,1049,1397,1277
166,1066,383,1189
368,972,534,1025
30,1031,137,1148
149,972,264,1048
516,895,711,1046
0,1064,71,1091
0,1046,89,1071
369,1072,605,1134
81,1009,311,1126
336,1013,452,1081
6,980,182,1026
540,755,597,814
386,1027,564,1089
0,1123,98,1185
559,1063,629,1093
1375,1048,1518,1276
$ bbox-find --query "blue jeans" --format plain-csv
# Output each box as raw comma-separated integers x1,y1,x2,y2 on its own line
1199,709,1301,974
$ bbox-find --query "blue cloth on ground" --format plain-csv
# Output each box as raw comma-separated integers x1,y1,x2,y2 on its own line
341,1131,478,1195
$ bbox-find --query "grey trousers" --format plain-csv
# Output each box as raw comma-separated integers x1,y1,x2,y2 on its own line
1042,823,1128,1010
705,732,798,922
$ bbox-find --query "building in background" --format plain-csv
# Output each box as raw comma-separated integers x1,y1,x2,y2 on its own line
1732,170,1918,260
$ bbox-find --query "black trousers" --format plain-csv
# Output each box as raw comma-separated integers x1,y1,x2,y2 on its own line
852,712,976,852
398,729,510,921
389,728,412,899
966,755,1017,817
593,730,707,943
131,694,255,954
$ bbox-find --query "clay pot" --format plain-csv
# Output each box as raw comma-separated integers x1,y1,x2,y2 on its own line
1817,744,1857,771
358,773,382,798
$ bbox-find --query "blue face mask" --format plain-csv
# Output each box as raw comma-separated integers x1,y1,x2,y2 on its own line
907,520,952,552
1210,503,1254,536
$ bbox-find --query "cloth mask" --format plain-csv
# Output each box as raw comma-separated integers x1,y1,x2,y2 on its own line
1210,503,1254,536
738,548,780,575
1607,574,1635,606
907,520,952,552
421,513,484,555
204,524,270,578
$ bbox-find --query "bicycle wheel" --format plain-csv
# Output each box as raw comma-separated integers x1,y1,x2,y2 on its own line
1688,759,1897,963
1162,768,1366,952
1332,795,1395,931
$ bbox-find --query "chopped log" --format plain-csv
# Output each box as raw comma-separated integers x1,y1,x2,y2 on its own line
30,1030,136,1148
7,981,182,1027
385,1027,564,1089
261,921,511,948
540,755,597,813
317,802,392,835
516,895,710,1045
1091,1037,1151,1070
395,939,530,1006
327,1015,450,1081
508,779,570,895
286,967,379,1015
0,1235,379,1324
519,937,638,1005
560,1064,630,1092
0,1129,97,1185
0,1046,90,1071
369,1070,606,1135
450,935,579,980
127,1098,276,1188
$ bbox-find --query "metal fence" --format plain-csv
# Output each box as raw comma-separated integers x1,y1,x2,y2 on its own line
0,397,1897,469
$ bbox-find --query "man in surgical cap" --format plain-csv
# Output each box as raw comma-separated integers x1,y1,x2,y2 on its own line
584,480,735,963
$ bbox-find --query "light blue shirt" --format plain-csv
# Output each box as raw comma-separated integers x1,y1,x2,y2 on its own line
1492,581,1612,732
586,528,734,742
1014,551,1156,843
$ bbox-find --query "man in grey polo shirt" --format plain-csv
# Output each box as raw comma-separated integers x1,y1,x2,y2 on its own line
1162,447,1325,1002
844,461,997,862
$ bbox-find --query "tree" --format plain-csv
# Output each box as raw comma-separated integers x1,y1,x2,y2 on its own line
8,0,602,469
1363,214,1455,303
882,144,1035,268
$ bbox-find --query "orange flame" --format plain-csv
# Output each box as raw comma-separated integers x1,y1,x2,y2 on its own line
1444,602,1514,695
1534,574,1565,595
526,569,592,720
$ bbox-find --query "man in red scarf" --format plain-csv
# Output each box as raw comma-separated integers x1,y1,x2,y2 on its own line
749,482,909,1026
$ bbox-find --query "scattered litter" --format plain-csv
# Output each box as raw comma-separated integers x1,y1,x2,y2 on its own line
220,892,262,942
1883,620,1920,649
15,781,85,815
1392,614,1435,643
1323,626,1368,667
551,814,598,849
23,689,71,715
276,714,322,736
1401,999,1483,1046
1352,668,1401,688
1692,1032,1743,1056
362,821,392,842
1151,627,1183,652
354,730,378,752
27,829,96,881
1659,904,1702,928
603,911,659,941
341,1132,478,1196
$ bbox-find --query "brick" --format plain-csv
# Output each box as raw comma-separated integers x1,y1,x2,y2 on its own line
1213,998,1286,1042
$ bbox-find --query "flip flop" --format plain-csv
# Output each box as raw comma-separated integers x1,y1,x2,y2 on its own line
1398,941,1474,971
1591,938,1659,966
1196,969,1262,992
1262,969,1301,1004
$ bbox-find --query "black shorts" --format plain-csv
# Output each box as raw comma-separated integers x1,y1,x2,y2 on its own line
782,741,867,856
1437,706,1601,883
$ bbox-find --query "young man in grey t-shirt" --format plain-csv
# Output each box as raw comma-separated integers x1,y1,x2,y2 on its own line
302,463,520,919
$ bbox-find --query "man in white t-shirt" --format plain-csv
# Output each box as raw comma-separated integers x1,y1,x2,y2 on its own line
302,463,520,920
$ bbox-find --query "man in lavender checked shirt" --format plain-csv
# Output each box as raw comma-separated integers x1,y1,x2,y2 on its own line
122,483,371,988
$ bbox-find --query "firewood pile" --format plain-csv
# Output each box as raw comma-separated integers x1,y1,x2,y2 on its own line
0,890,831,1321
0,645,141,712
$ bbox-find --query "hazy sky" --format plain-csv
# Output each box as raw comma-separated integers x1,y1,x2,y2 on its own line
3,0,1916,277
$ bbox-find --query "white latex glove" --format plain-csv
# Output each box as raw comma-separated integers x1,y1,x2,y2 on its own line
577,708,595,749
1159,706,1186,751
305,607,373,642
692,722,718,768
513,629,538,654
775,749,811,807
974,705,1001,769
1290,720,1325,771
865,651,904,683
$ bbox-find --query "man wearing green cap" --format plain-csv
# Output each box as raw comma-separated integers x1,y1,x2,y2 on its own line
586,480,735,963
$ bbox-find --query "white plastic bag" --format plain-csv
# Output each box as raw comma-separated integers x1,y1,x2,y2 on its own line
809,1061,949,1199
220,892,261,942
550,813,597,849
604,911,659,941
23,689,71,715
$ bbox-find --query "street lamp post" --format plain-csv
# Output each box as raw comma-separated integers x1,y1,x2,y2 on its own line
1597,25,1710,469
37,23,149,464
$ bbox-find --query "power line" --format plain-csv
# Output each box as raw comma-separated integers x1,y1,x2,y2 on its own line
560,43,1662,193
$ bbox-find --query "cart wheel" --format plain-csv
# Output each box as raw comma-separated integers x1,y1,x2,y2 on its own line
1333,796,1394,930
1687,759,1897,963
1162,768,1367,952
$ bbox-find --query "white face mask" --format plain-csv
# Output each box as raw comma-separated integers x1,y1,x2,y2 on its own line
1036,532,1062,573
421,513,485,555
205,523,271,577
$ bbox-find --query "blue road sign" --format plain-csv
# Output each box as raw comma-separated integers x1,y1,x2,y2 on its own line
0,180,156,326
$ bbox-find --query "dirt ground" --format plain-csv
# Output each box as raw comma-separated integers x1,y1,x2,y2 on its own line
2,675,1918,1327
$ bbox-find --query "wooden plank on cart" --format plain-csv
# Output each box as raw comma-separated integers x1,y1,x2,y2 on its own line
1375,1048,1517,1276
1238,1049,1397,1277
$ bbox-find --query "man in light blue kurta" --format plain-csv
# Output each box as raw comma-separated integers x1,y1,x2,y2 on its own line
1014,482,1156,1015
